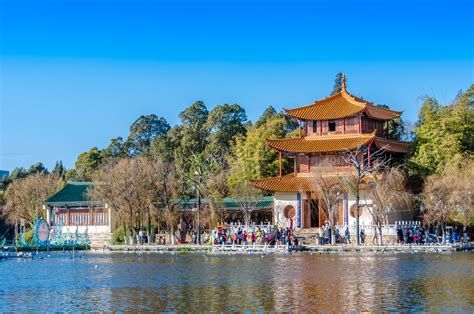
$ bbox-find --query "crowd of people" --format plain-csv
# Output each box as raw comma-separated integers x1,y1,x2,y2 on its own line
396,225,469,245
212,225,300,247
211,222,469,247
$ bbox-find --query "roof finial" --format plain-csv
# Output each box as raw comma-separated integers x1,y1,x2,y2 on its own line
341,73,346,92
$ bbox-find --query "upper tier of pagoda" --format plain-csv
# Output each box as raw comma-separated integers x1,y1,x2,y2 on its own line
284,74,402,121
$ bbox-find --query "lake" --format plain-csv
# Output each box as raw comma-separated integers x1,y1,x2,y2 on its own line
1,251,473,312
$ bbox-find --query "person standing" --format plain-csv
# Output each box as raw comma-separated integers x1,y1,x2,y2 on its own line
372,226,379,245
360,229,366,244
345,226,351,244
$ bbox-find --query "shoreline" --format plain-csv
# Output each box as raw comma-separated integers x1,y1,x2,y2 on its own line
97,243,461,254
5,243,472,254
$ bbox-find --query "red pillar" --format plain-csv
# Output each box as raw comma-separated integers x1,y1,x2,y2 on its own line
343,118,346,134
368,143,372,166
298,120,302,138
307,155,310,173
358,113,362,133
279,151,282,177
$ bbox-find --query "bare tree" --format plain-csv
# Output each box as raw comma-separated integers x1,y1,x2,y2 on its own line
422,159,474,240
4,173,63,227
448,160,474,228
206,170,229,226
89,157,152,245
342,143,389,245
422,172,454,243
152,158,180,244
365,167,413,245
309,160,345,245
231,182,263,227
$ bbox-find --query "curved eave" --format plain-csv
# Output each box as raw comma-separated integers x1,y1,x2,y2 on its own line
266,133,376,153
364,105,403,121
250,174,313,192
375,137,411,154
283,90,403,121
250,174,361,192
283,91,366,121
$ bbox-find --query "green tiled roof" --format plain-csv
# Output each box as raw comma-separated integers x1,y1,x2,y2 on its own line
177,196,273,210
44,182,96,205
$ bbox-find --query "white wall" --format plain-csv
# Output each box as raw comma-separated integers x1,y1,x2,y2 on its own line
347,194,374,227
60,225,111,235
273,192,299,228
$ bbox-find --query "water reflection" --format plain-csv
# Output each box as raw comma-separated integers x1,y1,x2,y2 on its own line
1,252,473,312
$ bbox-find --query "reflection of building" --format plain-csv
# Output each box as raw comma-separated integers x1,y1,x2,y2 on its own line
43,182,112,244
251,75,411,231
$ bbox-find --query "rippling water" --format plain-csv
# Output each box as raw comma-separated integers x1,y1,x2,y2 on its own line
1,251,473,312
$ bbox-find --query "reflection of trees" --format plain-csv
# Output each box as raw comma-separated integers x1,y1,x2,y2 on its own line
12,253,472,312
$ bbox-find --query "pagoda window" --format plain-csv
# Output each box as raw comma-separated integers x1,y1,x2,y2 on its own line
312,120,317,133
328,121,336,132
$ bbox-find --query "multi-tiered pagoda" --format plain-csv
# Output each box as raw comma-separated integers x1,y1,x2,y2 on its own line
251,75,410,230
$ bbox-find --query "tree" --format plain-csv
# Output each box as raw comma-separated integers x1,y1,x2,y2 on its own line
309,162,345,245
411,85,473,175
151,127,180,163
342,144,390,245
8,167,28,181
4,173,63,227
377,104,407,140
123,115,170,156
90,157,154,244
206,103,247,167
207,103,247,150
228,111,293,188
151,158,181,244
174,101,210,181
74,147,103,181
421,172,454,243
448,160,474,227
365,167,413,245
27,162,48,175
64,169,80,182
100,137,125,161
231,182,263,227
52,161,66,178
330,72,343,95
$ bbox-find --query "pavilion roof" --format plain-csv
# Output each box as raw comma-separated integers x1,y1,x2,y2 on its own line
250,174,351,192
284,75,402,121
266,133,409,154
250,173,378,192
44,182,98,206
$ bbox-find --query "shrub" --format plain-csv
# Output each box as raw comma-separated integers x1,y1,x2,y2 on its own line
111,227,125,245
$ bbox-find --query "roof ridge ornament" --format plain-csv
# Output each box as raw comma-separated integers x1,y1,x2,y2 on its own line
341,73,347,92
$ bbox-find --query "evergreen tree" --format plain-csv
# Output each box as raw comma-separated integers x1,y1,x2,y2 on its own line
123,115,170,156
52,160,65,177
74,147,103,181
330,72,343,95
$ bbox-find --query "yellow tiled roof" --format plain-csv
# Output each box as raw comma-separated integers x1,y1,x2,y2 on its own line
374,137,411,153
250,174,314,192
250,173,355,192
284,89,402,121
266,133,375,153
250,173,377,192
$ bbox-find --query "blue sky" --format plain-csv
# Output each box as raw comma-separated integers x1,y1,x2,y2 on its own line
0,0,473,171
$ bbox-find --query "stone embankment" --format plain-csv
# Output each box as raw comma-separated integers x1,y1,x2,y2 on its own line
101,244,457,254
